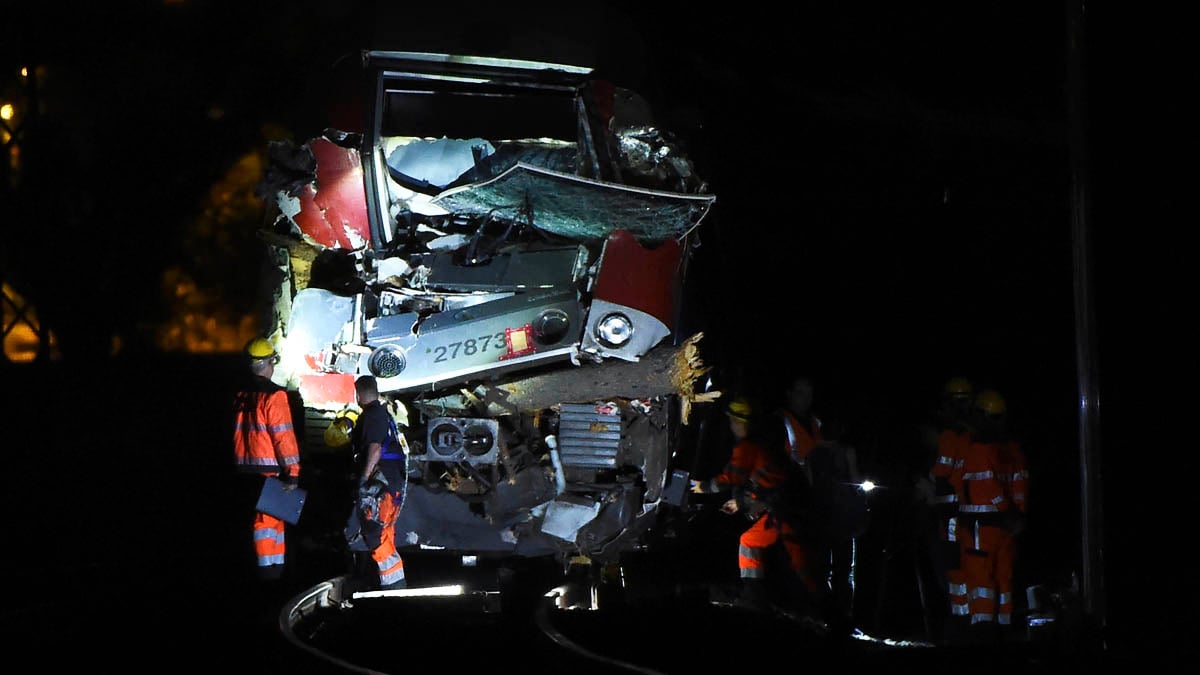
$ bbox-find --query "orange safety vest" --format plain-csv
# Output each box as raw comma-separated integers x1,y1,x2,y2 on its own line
780,411,822,469
714,437,789,502
233,380,301,478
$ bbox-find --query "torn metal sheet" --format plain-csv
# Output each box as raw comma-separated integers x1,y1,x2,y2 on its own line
541,497,603,542
433,162,715,245
278,136,370,250
276,288,358,393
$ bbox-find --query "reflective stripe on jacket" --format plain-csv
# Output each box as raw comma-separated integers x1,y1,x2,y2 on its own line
1000,440,1028,513
233,382,300,477
957,439,1010,527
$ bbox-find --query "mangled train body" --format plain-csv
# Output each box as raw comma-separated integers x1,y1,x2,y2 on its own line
256,52,717,568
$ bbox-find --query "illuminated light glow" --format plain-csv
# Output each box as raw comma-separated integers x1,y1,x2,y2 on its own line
849,628,935,648
0,103,13,121
860,480,876,492
353,584,464,599
2,281,61,362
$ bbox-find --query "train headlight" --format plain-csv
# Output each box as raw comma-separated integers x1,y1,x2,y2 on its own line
595,312,633,349
368,345,406,378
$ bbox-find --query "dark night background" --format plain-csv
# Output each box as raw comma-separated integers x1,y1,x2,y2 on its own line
1,1,1191,670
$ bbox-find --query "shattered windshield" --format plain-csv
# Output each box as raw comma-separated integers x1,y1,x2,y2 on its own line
433,163,715,244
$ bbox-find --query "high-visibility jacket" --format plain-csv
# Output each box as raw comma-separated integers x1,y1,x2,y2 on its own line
707,437,790,510
233,377,301,479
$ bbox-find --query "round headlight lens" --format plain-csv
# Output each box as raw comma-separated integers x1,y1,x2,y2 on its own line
595,312,633,348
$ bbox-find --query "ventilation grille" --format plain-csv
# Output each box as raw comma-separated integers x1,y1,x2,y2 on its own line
557,403,622,468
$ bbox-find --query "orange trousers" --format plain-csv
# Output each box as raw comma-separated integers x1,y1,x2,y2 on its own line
366,492,406,588
738,513,814,591
958,523,1016,625
253,510,287,572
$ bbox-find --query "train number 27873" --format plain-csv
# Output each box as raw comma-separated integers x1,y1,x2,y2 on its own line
431,332,508,363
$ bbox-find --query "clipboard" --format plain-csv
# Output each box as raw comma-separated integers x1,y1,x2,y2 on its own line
256,476,307,525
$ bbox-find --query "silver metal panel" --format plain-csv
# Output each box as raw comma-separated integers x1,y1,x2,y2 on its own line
365,289,584,393
580,299,671,362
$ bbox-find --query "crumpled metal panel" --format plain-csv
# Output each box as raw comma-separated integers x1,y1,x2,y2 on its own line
409,245,586,292
433,163,715,245
276,288,358,391
580,229,682,361
284,137,371,250
541,496,602,542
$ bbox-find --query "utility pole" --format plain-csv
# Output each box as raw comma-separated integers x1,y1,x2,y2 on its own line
1066,0,1105,635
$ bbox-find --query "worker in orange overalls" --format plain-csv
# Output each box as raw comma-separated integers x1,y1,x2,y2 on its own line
233,337,302,582
346,375,408,590
691,396,815,611
954,388,1028,642
928,376,977,639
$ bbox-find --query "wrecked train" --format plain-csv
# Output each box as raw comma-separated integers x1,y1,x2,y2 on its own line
254,51,718,573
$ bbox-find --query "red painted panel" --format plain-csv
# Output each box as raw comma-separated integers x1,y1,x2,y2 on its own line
592,229,682,326
299,372,357,408
291,137,370,250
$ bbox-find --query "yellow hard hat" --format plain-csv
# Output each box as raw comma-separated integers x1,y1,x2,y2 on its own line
974,389,1006,416
323,411,358,448
244,337,278,361
726,396,753,422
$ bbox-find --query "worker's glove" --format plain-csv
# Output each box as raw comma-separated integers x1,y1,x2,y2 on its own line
358,477,386,500
279,474,300,491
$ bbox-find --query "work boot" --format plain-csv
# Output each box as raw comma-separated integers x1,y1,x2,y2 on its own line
257,564,284,582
